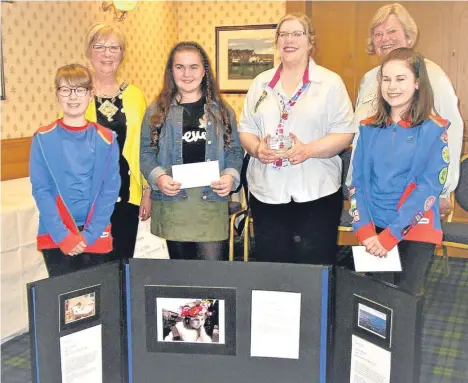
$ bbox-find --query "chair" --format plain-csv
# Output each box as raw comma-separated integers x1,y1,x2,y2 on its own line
228,154,252,262
335,148,356,265
228,187,250,262
441,154,468,275
338,148,354,233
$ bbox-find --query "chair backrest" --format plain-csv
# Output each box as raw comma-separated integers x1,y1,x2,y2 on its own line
455,154,468,212
339,148,352,200
231,153,251,207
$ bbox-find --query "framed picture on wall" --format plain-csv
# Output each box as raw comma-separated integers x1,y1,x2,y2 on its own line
215,24,278,94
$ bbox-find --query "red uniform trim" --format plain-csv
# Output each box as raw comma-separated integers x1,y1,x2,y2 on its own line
378,228,399,251
94,123,114,144
58,232,82,254
428,114,449,127
35,120,58,135
37,195,114,253
268,64,309,89
356,223,376,243
56,195,80,235
360,115,376,126
403,210,443,245
59,119,91,132
37,224,113,253
397,182,416,210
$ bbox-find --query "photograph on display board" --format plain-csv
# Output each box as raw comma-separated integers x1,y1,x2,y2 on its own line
65,293,96,325
59,285,101,332
145,286,236,355
353,294,393,349
157,298,225,344
357,303,387,339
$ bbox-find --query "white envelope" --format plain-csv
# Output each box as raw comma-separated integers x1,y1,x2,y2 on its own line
352,245,402,272
172,160,220,189
133,219,169,259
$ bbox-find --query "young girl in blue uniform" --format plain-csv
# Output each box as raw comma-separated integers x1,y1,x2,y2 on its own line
350,48,450,295
30,64,120,277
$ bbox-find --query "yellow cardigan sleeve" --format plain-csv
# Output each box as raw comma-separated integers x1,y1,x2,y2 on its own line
85,84,148,205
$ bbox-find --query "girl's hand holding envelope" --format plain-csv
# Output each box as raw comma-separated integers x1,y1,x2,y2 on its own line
211,175,234,197
156,175,181,196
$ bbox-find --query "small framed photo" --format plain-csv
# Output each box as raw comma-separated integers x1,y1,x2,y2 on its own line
59,285,101,332
215,24,279,94
145,286,236,355
353,294,393,349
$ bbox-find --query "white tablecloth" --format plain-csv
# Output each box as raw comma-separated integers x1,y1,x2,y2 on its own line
1,177,48,343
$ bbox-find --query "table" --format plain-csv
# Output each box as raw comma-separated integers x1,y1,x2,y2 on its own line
1,177,48,343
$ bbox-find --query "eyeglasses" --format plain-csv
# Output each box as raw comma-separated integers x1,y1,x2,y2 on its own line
57,87,89,97
92,44,122,54
277,31,306,39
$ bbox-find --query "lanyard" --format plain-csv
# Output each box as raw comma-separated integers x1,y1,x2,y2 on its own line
268,65,310,168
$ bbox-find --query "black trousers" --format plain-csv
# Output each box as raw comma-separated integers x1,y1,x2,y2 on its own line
370,227,436,296
249,189,343,265
42,248,114,277
110,201,140,263
166,240,228,261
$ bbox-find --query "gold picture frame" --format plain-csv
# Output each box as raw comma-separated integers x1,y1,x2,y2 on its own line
216,24,279,94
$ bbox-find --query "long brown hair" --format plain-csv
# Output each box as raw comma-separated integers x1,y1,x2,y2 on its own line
371,47,435,127
148,42,232,147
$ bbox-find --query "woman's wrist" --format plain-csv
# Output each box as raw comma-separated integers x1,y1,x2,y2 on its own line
252,141,261,158
142,184,152,197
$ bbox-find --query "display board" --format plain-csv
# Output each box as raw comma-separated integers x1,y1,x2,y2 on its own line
127,259,331,383
332,268,422,383
28,262,122,383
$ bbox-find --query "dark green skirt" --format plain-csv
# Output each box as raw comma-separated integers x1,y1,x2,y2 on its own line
150,187,228,242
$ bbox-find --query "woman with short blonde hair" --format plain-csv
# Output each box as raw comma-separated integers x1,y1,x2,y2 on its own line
84,23,149,263
366,3,418,55
347,3,463,221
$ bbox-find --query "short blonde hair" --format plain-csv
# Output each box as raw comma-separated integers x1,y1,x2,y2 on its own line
85,23,126,59
55,64,92,90
275,13,316,55
367,3,418,55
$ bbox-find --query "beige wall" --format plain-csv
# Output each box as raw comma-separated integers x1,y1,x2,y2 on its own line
1,0,178,139
1,1,285,139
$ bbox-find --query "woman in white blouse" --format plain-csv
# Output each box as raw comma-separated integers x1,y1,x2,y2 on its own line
238,13,355,264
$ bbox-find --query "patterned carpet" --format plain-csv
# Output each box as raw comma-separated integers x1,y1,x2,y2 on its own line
1,256,467,383
420,257,468,382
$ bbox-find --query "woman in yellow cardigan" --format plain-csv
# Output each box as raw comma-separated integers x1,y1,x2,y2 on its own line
85,24,149,262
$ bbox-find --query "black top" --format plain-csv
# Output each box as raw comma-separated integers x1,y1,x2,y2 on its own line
181,97,206,164
95,83,130,202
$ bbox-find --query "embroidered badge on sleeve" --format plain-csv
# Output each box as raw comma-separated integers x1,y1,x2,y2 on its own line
440,130,448,143
438,167,448,185
424,196,436,211
442,146,450,164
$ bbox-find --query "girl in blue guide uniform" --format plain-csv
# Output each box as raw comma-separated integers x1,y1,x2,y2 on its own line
350,47,450,296
30,64,120,277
